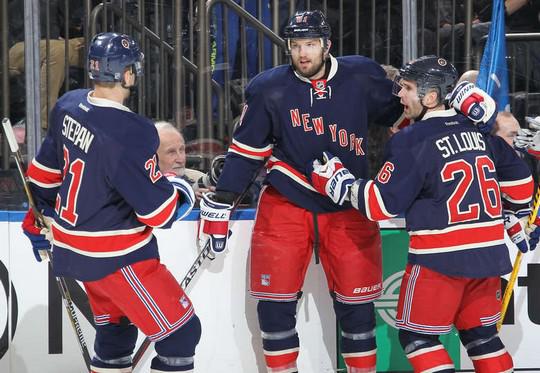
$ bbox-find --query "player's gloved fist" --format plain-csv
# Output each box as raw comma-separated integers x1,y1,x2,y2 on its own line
198,192,233,254
21,209,52,262
525,214,540,251
168,175,196,220
504,212,530,253
515,117,540,159
309,151,355,205
448,81,496,133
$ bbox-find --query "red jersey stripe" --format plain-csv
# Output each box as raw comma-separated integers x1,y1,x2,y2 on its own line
410,221,504,250
500,176,534,204
52,223,154,256
27,159,62,187
366,181,396,220
136,190,178,227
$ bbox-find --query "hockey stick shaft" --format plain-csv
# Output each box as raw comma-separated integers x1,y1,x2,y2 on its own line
132,183,254,368
2,118,92,371
498,184,540,330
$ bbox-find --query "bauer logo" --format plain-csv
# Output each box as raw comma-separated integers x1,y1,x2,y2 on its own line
374,270,404,329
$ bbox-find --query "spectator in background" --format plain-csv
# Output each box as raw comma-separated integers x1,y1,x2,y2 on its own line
458,69,479,84
492,111,521,147
7,0,86,130
155,121,214,201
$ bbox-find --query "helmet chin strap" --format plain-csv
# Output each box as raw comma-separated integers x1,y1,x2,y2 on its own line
414,91,441,121
415,104,429,121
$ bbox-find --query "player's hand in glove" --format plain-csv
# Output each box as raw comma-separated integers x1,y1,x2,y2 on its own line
21,209,53,262
504,210,530,253
525,214,540,251
199,192,233,254
168,175,196,220
309,151,355,205
448,81,496,134
515,116,540,159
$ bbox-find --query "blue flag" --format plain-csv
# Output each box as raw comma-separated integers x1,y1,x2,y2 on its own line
476,0,509,112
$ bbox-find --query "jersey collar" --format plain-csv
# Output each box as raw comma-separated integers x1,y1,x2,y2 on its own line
87,91,132,112
422,108,457,120
293,54,338,83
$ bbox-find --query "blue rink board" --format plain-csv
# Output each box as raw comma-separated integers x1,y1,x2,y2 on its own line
0,208,257,222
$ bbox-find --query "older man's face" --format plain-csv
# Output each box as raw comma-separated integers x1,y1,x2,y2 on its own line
495,114,520,147
157,128,186,176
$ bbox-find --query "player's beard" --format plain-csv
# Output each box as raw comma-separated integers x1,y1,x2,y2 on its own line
292,52,326,79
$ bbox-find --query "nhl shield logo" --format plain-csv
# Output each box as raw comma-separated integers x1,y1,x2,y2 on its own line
311,79,330,102
261,274,271,286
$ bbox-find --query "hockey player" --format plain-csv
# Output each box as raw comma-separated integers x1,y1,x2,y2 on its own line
21,33,201,372
309,55,534,372
197,11,497,373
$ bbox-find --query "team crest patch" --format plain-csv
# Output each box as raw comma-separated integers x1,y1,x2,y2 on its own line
261,274,271,286
438,58,447,66
121,39,130,49
179,295,190,308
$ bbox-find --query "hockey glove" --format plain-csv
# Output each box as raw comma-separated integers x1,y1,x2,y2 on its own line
525,214,540,252
167,175,195,221
448,81,496,134
198,192,233,255
21,209,53,262
309,151,355,205
504,211,530,253
515,117,540,159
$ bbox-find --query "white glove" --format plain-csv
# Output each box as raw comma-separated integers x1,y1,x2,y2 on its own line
309,151,355,205
167,175,195,220
199,192,233,255
515,116,540,159
448,81,496,133
504,212,529,253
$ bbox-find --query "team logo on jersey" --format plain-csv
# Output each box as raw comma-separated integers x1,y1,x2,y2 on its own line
261,274,271,286
438,58,447,66
310,79,331,102
121,38,130,49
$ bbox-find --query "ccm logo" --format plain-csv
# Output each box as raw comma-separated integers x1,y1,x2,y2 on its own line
352,283,382,294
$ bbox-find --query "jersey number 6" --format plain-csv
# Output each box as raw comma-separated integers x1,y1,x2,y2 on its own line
441,155,501,224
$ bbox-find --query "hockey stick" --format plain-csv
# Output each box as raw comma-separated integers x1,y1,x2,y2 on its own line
132,184,254,369
1,118,92,371
497,185,540,331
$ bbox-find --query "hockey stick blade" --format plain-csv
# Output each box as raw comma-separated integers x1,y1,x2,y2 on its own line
2,118,20,153
1,118,92,371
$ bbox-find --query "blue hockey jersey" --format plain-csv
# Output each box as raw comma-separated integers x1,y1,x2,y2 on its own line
351,109,534,278
27,89,183,281
217,55,403,212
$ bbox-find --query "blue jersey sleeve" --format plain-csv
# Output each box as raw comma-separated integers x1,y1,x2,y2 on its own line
488,135,534,205
27,103,63,211
352,133,423,220
217,73,275,194
110,124,180,228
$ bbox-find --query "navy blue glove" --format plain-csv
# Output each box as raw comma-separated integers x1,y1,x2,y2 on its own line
21,209,52,262
526,214,540,252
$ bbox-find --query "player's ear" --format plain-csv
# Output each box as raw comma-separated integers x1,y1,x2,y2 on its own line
123,67,135,87
324,39,332,54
